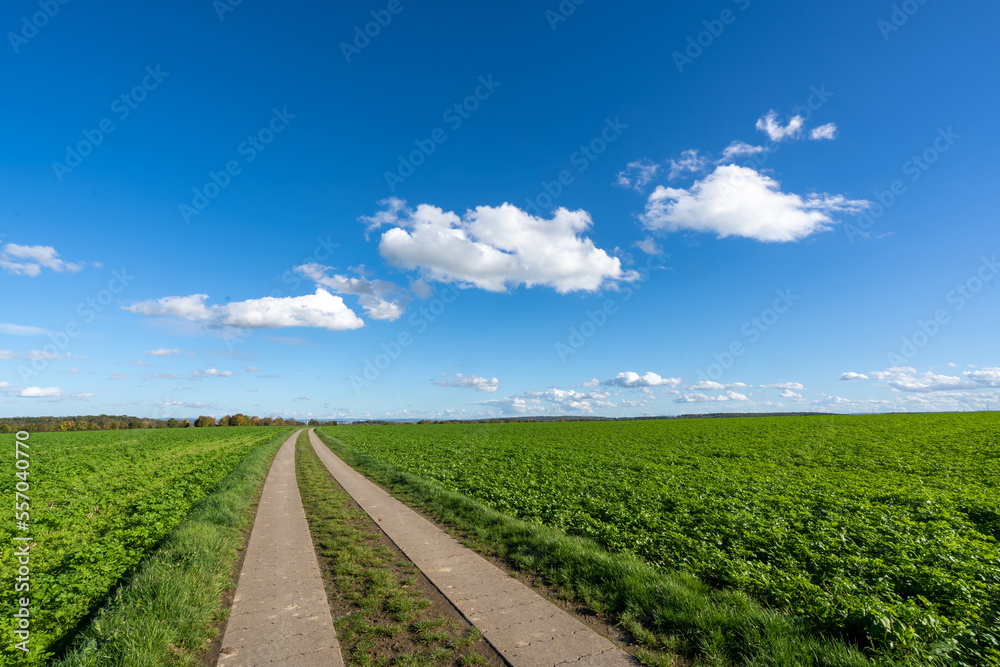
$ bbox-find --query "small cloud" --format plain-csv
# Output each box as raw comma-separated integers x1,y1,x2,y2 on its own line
20,386,62,397
780,389,802,398
719,141,766,162
755,111,804,142
25,350,70,361
108,372,133,380
0,244,84,277
761,382,805,390
193,368,234,378
0,323,51,336
839,372,869,381
810,123,838,140
0,381,12,389
634,237,662,255
72,392,95,398
615,159,660,190
667,150,708,180
688,380,749,390
581,378,600,388
432,372,500,392
145,348,181,356
244,366,261,372
606,372,682,388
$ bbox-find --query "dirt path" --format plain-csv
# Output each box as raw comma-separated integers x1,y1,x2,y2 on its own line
217,430,344,667
308,429,636,667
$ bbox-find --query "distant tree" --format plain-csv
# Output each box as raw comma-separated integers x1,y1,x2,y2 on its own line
218,415,232,427
59,421,75,431
0,424,11,434
250,416,260,426
273,417,285,426
232,413,251,427
181,419,191,428
194,416,215,428
167,418,180,428
308,419,320,426
259,417,273,426
326,420,338,426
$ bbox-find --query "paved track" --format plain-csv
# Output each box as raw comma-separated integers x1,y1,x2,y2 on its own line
308,428,636,667
217,430,344,667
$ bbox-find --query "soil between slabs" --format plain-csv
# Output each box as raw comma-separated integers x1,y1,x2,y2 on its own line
297,434,507,667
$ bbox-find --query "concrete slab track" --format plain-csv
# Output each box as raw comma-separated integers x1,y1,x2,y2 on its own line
308,428,636,667
217,430,344,667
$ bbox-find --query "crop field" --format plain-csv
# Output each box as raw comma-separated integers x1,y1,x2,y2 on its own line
325,414,1000,664
0,426,291,665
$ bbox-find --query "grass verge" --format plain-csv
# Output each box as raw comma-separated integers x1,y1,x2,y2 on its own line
313,429,910,667
296,430,499,667
50,428,294,666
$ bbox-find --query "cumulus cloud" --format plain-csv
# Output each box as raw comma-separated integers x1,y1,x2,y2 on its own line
296,263,408,321
476,388,615,414
124,289,365,332
870,367,972,392
639,165,869,242
966,368,1000,387
667,150,708,180
719,141,767,162
145,348,181,356
674,390,748,403
244,366,261,372
688,380,750,390
193,368,234,379
605,371,682,388
755,111,805,142
615,159,660,190
839,372,869,381
810,123,838,140
581,378,600,388
780,389,802,399
432,373,500,392
20,386,62,397
0,244,84,277
761,382,805,390
374,201,637,293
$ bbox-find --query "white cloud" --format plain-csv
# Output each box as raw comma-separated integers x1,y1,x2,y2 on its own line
296,263,408,321
674,390,748,403
870,367,973,392
581,378,600,388
0,244,84,276
780,389,802,399
0,323,50,336
810,123,838,140
606,371,682,388
719,141,767,162
244,366,261,372
667,150,708,180
755,111,805,142
124,289,365,332
761,382,805,390
640,165,869,242
20,386,62,397
476,388,616,414
633,237,663,255
193,368,234,379
966,368,1000,387
432,373,500,392
376,201,637,294
73,392,95,398
839,372,869,381
615,159,660,190
688,380,749,390
0,349,18,360
145,348,181,356
359,196,407,239
0,381,11,389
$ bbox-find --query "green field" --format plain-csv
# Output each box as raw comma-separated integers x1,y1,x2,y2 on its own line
0,426,291,665
324,414,1000,665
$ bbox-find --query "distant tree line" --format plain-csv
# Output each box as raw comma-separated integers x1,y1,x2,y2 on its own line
0,414,334,433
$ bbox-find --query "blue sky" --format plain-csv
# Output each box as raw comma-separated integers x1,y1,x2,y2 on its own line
2,0,998,420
